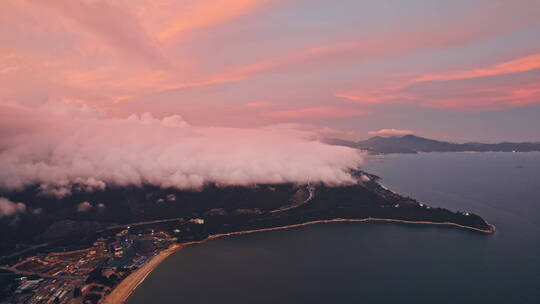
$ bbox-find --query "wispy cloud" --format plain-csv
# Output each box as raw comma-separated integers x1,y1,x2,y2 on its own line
1,0,539,135
263,106,369,121
415,53,540,82
337,53,540,110
159,0,271,41
26,0,167,67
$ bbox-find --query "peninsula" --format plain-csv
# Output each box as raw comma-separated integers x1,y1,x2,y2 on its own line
0,170,493,303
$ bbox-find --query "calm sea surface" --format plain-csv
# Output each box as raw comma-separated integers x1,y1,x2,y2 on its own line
128,152,540,304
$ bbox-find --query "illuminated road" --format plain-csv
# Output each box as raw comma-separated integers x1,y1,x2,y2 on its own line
271,184,315,213
100,218,185,232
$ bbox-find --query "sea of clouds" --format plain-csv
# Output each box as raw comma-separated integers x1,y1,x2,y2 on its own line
0,103,364,198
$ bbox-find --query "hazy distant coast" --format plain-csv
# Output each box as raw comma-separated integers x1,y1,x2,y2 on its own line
326,135,540,154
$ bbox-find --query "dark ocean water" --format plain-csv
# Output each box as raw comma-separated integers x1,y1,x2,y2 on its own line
128,152,540,304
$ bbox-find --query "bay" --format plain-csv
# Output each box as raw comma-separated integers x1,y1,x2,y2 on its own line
128,152,540,304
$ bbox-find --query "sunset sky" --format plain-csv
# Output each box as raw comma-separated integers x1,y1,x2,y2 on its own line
1,0,540,141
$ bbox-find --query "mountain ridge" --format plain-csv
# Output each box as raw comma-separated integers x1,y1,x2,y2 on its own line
325,134,540,154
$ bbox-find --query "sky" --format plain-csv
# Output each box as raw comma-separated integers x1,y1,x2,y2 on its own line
1,0,540,142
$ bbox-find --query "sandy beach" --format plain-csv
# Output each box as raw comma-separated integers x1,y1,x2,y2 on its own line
103,217,493,303
102,243,183,304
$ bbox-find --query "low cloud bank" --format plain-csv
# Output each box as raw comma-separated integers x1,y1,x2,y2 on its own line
76,201,93,212
0,103,364,197
368,128,414,137
75,201,106,212
0,197,26,217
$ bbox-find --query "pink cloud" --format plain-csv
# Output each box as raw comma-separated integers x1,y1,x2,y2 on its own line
367,129,414,137
157,11,540,96
414,53,540,82
1,0,539,129
419,83,540,111
25,0,167,67
158,0,271,41
0,197,26,217
243,101,274,108
76,201,92,212
0,103,364,193
263,106,369,121
337,52,540,111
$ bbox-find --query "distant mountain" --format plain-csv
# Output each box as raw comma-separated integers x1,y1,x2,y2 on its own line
326,135,540,154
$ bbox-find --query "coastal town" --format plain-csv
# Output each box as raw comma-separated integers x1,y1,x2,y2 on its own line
0,218,206,304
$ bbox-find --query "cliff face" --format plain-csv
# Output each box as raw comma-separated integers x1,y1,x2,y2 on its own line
0,170,492,256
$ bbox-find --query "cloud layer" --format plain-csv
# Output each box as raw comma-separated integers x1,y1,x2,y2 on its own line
368,129,414,137
0,197,26,217
0,103,364,196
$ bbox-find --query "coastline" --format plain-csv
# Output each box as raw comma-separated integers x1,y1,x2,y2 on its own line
105,217,493,303
102,243,184,304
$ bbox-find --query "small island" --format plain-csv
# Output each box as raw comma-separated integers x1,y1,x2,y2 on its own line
0,170,493,303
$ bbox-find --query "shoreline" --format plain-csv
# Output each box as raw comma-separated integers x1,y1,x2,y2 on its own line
104,217,493,303
102,243,184,304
